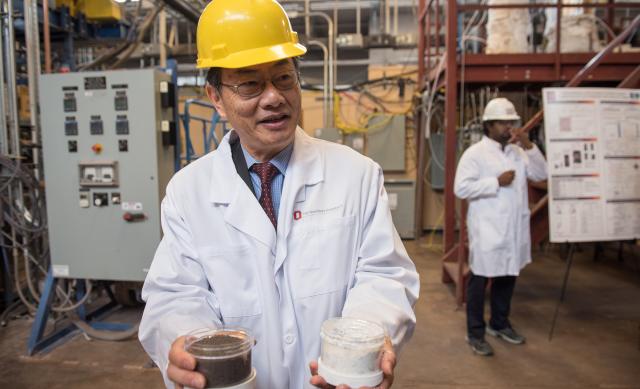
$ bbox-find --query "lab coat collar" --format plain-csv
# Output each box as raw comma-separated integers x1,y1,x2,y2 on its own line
207,131,274,249
208,131,238,204
287,127,324,187
207,128,323,251
481,135,506,151
208,128,323,201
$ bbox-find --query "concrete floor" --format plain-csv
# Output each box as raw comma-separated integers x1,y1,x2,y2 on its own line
1,239,639,388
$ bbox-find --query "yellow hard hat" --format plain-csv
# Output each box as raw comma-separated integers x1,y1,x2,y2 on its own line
196,0,307,69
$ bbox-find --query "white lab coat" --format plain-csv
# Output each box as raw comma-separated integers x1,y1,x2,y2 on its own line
139,128,419,389
454,136,548,277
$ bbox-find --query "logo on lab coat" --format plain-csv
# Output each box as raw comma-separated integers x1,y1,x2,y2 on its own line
293,210,302,220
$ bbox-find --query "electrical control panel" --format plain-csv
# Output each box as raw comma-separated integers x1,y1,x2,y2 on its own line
39,69,176,281
384,177,416,239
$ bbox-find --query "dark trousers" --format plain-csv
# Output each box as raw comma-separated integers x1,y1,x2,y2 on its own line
466,271,517,340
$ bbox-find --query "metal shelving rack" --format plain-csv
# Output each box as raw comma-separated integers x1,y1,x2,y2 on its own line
415,0,640,305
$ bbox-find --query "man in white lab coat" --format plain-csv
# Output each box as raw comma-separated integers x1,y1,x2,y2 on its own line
138,1,420,388
454,98,547,356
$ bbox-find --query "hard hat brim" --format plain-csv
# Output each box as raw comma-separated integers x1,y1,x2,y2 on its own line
482,114,521,122
197,42,307,69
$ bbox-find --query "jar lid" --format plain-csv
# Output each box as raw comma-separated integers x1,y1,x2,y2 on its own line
320,317,385,348
184,327,254,359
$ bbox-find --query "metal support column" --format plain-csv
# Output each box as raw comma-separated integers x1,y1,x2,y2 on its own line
443,0,458,251
27,269,57,355
28,271,133,355
3,0,20,156
416,0,427,238
24,0,42,180
0,1,7,156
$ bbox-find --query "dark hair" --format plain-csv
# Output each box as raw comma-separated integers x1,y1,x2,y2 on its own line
206,57,301,93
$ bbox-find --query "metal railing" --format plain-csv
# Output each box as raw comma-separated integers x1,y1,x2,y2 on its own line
179,99,229,166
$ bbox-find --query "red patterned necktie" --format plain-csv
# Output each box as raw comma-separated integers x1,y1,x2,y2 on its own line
250,162,279,228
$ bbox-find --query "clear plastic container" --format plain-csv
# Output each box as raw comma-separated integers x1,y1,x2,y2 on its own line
318,317,386,387
184,328,255,388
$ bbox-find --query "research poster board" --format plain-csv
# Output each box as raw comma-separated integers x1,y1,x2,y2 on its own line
543,88,640,243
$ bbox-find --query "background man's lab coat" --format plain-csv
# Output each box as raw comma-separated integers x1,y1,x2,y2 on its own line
454,136,548,277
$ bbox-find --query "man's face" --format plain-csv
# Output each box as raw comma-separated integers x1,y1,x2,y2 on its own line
487,120,516,145
207,59,301,159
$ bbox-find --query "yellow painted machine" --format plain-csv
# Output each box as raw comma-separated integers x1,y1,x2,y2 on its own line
57,0,122,22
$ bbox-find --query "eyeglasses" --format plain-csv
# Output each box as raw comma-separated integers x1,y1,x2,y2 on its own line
220,70,299,98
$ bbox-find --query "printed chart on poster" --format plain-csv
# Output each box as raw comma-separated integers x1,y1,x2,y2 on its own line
543,88,640,242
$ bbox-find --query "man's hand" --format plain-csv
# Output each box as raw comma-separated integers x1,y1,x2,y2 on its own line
167,336,206,389
498,170,516,187
309,337,396,389
509,127,533,149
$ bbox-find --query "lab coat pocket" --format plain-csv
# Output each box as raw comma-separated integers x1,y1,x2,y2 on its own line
478,214,509,253
290,215,357,298
198,245,262,318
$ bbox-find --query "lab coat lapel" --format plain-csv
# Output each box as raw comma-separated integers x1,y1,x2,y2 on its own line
273,128,324,274
208,134,276,251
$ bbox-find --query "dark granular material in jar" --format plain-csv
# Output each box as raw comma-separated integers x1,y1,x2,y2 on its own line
188,334,252,388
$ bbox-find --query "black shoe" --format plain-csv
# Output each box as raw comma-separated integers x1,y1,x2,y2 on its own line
486,326,526,345
466,336,494,356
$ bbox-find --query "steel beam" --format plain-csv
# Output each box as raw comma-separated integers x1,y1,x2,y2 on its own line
460,64,639,83
160,0,200,24
521,14,640,133
416,0,427,237
567,15,640,87
443,0,457,251
618,65,640,88
458,2,640,11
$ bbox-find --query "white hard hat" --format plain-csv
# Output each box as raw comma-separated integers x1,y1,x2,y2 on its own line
482,98,521,122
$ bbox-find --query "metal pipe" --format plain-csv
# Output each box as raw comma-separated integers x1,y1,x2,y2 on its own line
0,1,7,155
305,0,312,37
307,40,329,129
43,0,51,73
333,1,338,37
3,0,24,290
385,0,391,34
444,0,458,251
24,0,42,180
418,0,426,88
394,0,399,36
289,11,336,128
356,0,361,36
435,0,440,57
555,0,562,79
64,28,75,71
333,4,338,112
159,8,167,68
425,0,431,81
4,0,20,157
618,65,640,88
458,2,640,11
415,0,427,237
168,19,177,47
